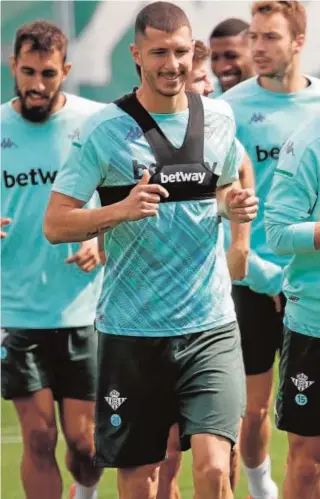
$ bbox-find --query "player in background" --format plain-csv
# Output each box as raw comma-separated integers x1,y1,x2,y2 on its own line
1,21,105,499
220,2,320,498
265,115,320,499
44,2,258,498
210,18,254,96
184,40,214,97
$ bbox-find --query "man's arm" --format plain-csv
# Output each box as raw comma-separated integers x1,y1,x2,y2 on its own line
227,152,254,280
217,181,258,224
265,133,319,255
44,170,169,244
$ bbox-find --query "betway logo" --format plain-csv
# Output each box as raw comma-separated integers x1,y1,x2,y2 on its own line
160,171,206,184
256,145,280,163
3,169,57,188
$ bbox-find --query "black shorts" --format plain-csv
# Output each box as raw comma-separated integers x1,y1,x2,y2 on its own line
232,285,285,375
275,328,320,437
94,323,245,468
1,327,97,401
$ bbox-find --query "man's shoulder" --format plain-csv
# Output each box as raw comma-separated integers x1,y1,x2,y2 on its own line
220,77,261,104
201,94,234,122
73,100,127,146
1,101,15,124
276,112,320,177
64,93,106,116
292,112,320,150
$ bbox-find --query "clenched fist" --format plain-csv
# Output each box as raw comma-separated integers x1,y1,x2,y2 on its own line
119,170,169,221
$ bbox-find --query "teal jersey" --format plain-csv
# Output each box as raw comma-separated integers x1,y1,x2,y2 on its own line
265,113,320,338
53,96,243,337
1,94,105,329
220,76,320,296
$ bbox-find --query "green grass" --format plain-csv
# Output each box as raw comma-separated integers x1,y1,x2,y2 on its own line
1,376,288,499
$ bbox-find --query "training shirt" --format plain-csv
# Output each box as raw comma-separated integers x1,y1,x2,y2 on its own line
1,93,105,329
53,95,243,337
220,76,320,296
265,114,320,338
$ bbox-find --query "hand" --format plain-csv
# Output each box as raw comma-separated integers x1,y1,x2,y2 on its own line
271,294,283,313
227,245,249,281
225,188,258,223
65,240,101,272
98,234,107,265
1,218,11,239
120,169,169,221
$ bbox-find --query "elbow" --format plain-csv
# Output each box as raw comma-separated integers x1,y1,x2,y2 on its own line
265,225,292,256
43,214,64,245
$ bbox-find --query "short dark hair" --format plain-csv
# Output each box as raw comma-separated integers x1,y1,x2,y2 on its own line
210,18,249,39
135,1,191,40
14,20,68,62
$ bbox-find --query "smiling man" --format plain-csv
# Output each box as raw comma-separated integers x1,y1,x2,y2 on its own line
210,18,254,94
44,3,258,498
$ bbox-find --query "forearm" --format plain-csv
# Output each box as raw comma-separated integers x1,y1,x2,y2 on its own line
229,220,250,250
266,220,318,255
239,153,254,190
246,251,283,296
44,202,124,244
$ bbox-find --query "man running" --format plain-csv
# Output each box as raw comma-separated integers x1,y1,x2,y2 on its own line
1,21,104,499
220,2,320,498
265,114,320,499
45,3,258,499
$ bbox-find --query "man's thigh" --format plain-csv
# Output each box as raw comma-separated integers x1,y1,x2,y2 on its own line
232,286,284,376
276,328,320,437
1,328,50,400
54,326,97,401
94,332,176,468
176,322,245,449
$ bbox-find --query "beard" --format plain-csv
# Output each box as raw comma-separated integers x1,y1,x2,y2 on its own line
15,80,61,123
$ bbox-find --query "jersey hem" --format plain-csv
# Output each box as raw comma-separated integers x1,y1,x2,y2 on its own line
1,318,95,329
96,313,236,337
284,313,320,338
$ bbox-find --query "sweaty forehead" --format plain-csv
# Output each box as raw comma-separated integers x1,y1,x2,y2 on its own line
210,35,246,54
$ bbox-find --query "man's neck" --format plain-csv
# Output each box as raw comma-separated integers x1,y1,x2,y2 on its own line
136,84,188,114
258,67,308,94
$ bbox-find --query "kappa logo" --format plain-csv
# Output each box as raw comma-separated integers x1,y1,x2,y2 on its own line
68,128,81,141
291,373,314,392
105,390,127,411
284,140,295,156
1,138,17,149
125,126,143,141
249,112,266,124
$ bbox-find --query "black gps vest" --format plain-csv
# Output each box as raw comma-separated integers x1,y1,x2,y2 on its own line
97,90,219,206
